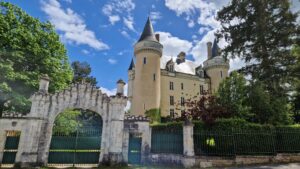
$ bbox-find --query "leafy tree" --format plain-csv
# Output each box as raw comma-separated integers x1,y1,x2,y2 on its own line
53,109,81,135
247,81,292,125
217,0,299,97
71,61,97,85
181,93,231,125
0,2,73,115
217,71,252,120
291,45,300,122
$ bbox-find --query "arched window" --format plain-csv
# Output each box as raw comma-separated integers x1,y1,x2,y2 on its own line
143,57,146,64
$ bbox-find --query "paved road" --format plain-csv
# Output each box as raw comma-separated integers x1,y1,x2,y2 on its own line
226,163,300,169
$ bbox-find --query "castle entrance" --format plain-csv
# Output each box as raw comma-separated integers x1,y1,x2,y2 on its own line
47,109,103,167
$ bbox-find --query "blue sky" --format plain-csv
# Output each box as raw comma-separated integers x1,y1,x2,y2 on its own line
5,0,300,95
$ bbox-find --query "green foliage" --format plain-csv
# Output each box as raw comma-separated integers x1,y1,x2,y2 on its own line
53,109,82,135
194,118,300,156
217,0,299,92
0,2,73,114
216,0,299,124
71,61,97,85
247,81,292,125
291,45,300,122
145,108,161,124
217,71,252,120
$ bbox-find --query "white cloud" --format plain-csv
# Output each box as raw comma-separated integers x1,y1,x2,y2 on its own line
123,16,135,31
109,15,120,25
102,0,136,31
41,0,109,50
198,26,210,35
164,0,246,70
100,84,128,97
150,11,162,24
188,20,195,28
108,58,117,64
82,49,90,54
121,30,130,38
100,87,116,96
157,31,193,57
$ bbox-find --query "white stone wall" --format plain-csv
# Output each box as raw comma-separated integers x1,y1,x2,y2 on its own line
0,82,127,167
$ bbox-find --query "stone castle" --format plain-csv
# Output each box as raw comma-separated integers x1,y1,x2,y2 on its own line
127,17,230,117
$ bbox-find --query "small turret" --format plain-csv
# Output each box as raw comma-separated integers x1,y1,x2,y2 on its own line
127,58,135,100
203,38,229,93
116,79,126,96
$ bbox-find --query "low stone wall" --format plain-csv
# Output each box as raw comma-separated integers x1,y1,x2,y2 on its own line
146,153,300,168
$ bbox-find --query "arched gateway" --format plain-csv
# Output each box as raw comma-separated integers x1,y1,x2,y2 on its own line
0,75,127,167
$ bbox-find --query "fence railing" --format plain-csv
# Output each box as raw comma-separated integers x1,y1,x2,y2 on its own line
151,127,183,154
194,129,300,156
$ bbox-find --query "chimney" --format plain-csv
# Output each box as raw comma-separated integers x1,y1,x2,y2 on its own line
176,51,186,64
39,74,50,93
116,79,126,96
155,34,160,42
207,42,212,59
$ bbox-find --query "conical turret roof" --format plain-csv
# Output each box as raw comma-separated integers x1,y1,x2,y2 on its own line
137,17,158,42
128,58,135,70
212,38,219,58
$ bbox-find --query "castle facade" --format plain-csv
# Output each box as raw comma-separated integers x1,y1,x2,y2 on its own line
127,18,229,117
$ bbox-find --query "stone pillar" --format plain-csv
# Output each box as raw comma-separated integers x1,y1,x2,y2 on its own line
182,123,195,168
0,130,7,165
116,79,125,96
39,74,50,93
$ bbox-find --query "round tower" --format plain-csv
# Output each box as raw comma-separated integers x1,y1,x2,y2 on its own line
131,17,163,115
203,38,229,93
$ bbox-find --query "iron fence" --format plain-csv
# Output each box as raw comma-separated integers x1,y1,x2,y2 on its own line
194,128,300,156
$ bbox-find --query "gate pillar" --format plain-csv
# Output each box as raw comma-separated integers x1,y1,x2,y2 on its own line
182,122,195,168
0,130,7,165
16,120,43,167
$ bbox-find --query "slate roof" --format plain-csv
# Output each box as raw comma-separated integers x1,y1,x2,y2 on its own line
137,17,158,42
128,58,135,70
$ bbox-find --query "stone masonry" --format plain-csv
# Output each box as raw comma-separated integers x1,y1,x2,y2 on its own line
0,75,127,167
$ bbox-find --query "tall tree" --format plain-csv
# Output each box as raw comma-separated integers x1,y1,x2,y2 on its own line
217,71,252,120
0,2,73,115
71,61,97,85
217,0,299,96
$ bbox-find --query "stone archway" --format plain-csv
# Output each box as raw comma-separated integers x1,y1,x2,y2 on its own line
0,77,127,167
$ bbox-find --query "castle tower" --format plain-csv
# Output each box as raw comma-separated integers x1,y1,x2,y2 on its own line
131,17,163,115
203,38,229,93
127,58,135,101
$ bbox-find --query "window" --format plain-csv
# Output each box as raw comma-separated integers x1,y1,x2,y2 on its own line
220,71,223,78
181,83,184,90
200,85,204,94
170,109,175,118
153,73,156,81
181,97,185,106
143,57,147,64
170,96,174,105
169,64,174,72
169,81,174,90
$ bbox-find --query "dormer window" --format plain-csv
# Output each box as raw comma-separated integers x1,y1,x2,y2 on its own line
169,64,174,72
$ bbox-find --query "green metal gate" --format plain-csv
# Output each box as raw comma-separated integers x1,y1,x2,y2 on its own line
128,133,142,164
48,127,102,165
2,131,20,165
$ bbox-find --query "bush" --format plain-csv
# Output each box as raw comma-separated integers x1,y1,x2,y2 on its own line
145,108,161,124
193,118,300,156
